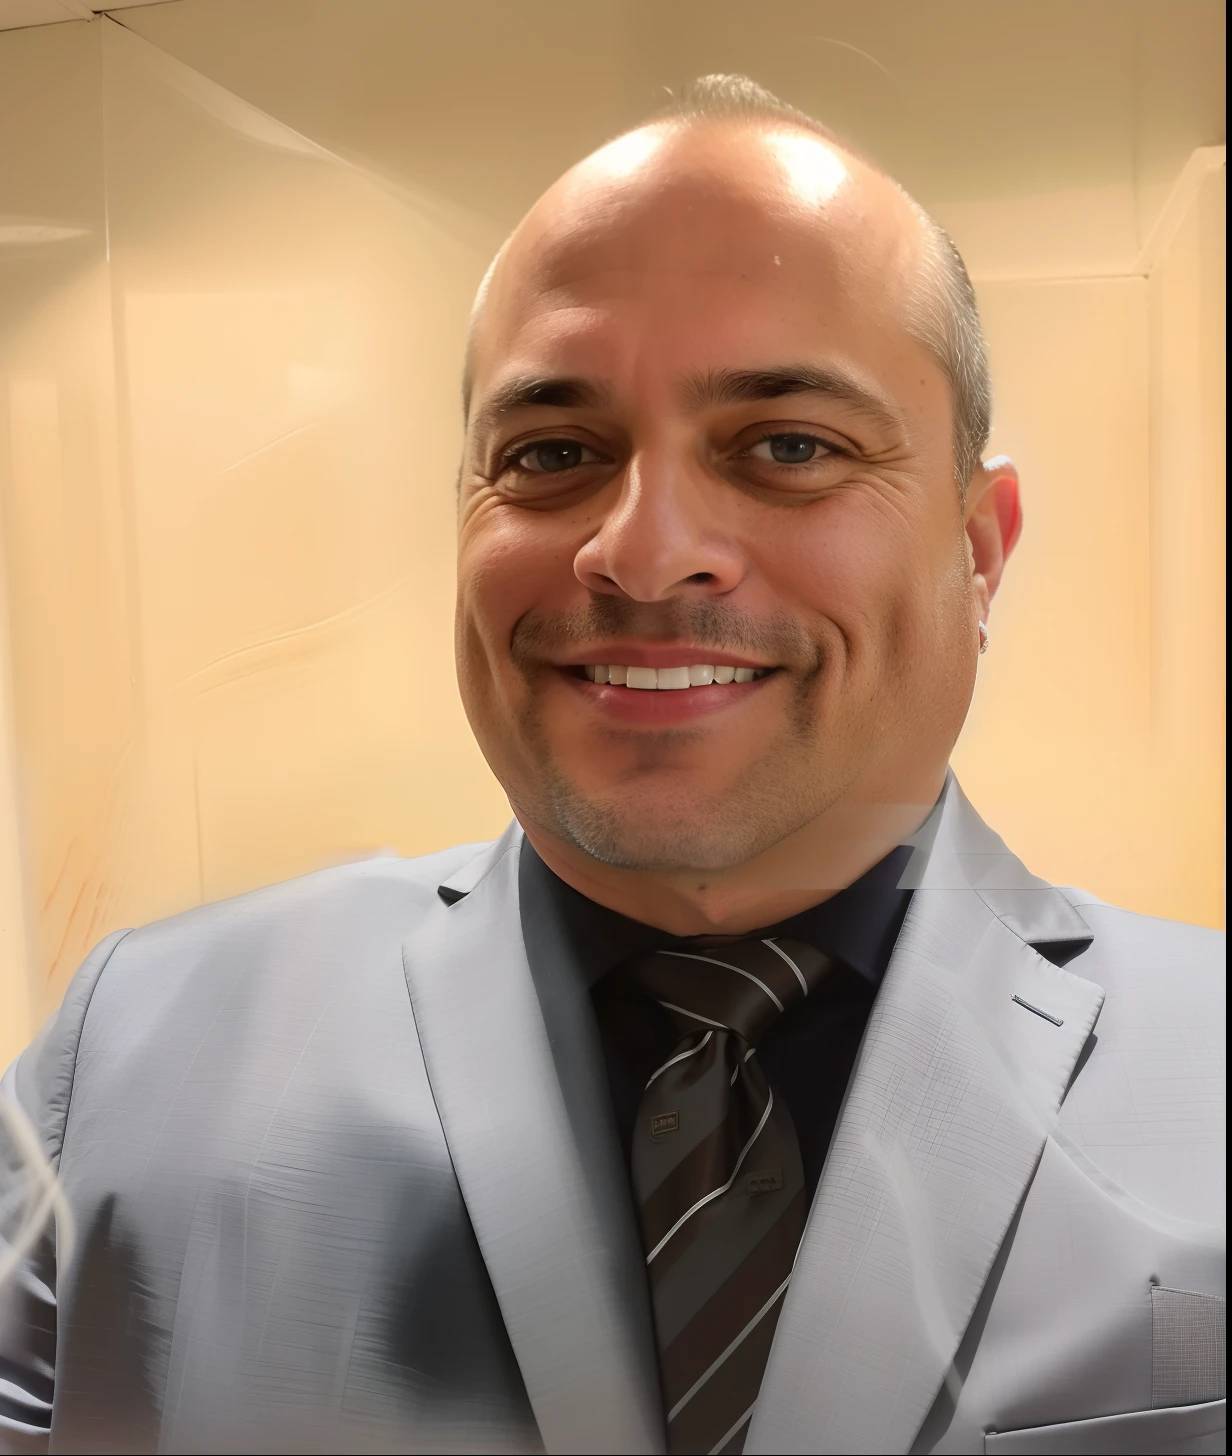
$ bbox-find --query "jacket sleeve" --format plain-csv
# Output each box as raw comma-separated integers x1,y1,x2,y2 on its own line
0,931,131,1455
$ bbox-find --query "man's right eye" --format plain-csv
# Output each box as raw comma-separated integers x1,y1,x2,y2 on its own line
508,439,604,473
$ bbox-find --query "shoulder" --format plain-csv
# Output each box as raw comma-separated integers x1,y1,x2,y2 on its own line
95,839,499,1000
110,839,493,964
1062,886,1224,950
1056,891,1224,1215
1060,889,1224,1010
14,840,500,1143
1059,890,1223,1062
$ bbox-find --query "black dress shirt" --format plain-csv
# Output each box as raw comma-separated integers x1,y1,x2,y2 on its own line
517,840,916,1202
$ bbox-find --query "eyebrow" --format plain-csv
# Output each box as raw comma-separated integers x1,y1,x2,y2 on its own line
680,365,905,434
468,362,904,441
468,376,611,442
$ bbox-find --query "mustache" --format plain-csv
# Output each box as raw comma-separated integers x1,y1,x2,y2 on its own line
509,596,820,667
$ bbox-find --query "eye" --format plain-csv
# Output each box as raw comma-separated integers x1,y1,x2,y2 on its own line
507,438,606,474
745,432,834,465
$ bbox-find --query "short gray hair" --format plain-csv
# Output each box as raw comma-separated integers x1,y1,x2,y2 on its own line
648,75,992,489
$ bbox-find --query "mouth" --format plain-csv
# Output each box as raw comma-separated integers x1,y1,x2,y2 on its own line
577,662,774,689
553,649,780,725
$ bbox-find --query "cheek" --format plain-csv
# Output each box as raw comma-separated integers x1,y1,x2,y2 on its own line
762,491,938,648
456,501,583,668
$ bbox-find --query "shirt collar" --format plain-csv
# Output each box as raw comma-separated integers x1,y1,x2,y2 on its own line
517,808,939,991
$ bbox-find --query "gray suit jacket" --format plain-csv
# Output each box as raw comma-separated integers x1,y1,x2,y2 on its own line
0,778,1225,1455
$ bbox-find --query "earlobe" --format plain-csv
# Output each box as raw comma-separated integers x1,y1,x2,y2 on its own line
970,568,992,629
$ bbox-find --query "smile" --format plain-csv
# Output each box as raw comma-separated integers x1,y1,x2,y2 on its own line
581,664,774,689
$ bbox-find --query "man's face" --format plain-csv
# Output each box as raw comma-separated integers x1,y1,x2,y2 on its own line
456,124,979,872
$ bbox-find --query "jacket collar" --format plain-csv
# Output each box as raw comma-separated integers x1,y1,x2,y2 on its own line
409,824,664,1454
908,772,1094,952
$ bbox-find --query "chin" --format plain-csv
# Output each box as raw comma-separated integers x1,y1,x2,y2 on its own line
541,778,820,874
567,823,759,874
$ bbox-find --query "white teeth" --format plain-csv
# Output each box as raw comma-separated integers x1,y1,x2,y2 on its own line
583,663,770,689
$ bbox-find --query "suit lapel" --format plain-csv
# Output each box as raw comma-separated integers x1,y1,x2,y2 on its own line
747,780,1104,1455
404,826,663,1456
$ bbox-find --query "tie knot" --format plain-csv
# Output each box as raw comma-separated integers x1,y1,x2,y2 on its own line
624,936,835,1046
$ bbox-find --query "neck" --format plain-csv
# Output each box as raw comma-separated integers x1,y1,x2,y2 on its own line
518,768,946,937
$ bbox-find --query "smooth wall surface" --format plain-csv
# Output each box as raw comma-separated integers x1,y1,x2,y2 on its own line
0,1,1226,1060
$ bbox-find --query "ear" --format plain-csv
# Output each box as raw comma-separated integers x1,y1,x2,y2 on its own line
964,454,1022,624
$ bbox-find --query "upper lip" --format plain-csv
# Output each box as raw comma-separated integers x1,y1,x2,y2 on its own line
554,644,775,670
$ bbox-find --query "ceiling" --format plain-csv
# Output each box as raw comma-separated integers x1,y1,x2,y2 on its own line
0,0,167,30
111,0,1224,225
0,0,1223,248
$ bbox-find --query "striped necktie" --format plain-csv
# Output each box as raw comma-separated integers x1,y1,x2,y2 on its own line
622,937,836,1455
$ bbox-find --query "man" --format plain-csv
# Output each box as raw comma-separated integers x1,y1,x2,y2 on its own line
0,75,1224,1456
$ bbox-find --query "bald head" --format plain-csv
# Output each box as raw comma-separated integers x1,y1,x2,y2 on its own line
465,75,990,487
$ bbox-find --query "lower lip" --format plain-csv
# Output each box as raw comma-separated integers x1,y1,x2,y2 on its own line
561,669,774,724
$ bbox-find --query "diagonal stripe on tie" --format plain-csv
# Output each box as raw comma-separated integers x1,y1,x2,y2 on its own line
669,1297,786,1453
643,1086,777,1267
658,1192,806,1397
621,937,836,1454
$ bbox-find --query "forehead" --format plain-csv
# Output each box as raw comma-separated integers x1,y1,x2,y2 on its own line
470,126,926,395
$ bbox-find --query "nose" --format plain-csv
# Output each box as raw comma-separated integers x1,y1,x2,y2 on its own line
573,447,745,603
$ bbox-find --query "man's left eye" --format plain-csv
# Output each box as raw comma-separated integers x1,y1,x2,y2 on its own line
747,433,831,464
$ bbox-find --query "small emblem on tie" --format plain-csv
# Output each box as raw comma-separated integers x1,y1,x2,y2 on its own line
650,1111,680,1139
746,1168,784,1196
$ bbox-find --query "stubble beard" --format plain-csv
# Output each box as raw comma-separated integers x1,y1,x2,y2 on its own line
512,661,855,873
501,596,849,872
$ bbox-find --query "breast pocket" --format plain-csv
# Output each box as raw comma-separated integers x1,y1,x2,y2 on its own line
984,1398,1225,1454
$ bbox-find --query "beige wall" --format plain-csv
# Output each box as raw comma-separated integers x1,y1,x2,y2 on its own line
0,2,1225,1064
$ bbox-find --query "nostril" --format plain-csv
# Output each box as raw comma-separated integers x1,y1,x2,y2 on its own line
684,572,716,585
